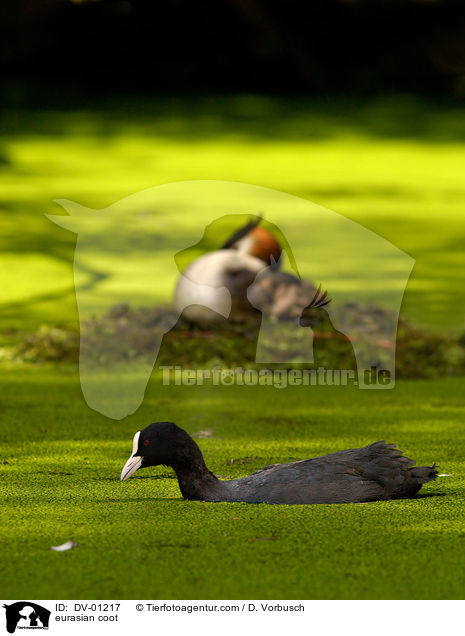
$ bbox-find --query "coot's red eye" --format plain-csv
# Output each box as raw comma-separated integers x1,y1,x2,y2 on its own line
143,439,149,446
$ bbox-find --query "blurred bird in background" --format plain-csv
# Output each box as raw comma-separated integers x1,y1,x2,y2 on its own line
174,215,329,326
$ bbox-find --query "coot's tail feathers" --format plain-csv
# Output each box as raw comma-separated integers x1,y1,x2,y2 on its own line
389,462,439,500
410,463,439,484
352,441,438,500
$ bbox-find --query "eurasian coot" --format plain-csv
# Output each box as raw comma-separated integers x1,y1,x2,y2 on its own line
121,422,438,505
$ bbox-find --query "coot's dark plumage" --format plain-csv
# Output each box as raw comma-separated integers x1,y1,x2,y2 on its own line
121,422,438,505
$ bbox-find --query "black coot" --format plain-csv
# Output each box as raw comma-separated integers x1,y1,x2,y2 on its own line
121,422,438,505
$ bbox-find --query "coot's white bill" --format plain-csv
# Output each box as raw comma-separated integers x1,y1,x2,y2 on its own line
121,431,142,481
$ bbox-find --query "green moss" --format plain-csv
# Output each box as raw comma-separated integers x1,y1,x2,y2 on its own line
1,367,464,599
0,96,465,336
1,95,464,600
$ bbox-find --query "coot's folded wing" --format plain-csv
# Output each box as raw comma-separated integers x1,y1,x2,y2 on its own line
233,442,436,504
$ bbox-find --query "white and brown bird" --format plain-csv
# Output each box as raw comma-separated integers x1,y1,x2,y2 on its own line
174,216,327,326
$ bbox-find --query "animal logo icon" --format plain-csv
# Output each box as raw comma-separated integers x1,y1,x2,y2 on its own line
46,180,414,418
3,602,51,634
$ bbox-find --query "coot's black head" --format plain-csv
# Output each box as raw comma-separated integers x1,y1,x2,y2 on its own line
120,421,192,481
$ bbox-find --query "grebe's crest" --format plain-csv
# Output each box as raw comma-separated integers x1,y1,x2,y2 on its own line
307,283,331,309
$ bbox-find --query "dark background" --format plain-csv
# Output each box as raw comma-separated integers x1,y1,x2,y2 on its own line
2,0,465,101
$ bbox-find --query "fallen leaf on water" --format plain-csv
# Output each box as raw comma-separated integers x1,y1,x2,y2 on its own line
50,540,78,552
